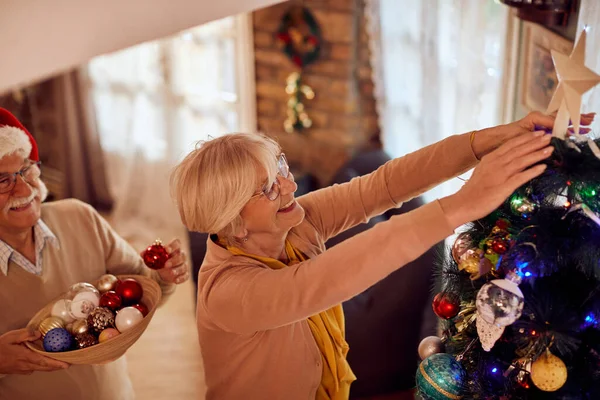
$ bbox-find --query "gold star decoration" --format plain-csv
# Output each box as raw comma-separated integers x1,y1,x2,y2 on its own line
546,29,600,138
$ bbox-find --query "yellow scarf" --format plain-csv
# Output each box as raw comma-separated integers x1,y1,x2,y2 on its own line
219,238,356,399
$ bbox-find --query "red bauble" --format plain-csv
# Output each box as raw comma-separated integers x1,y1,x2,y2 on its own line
432,292,460,320
491,239,509,255
142,240,170,270
115,278,143,305
132,302,149,317
99,290,122,311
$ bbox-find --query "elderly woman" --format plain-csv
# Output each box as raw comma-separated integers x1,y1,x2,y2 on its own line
171,111,591,400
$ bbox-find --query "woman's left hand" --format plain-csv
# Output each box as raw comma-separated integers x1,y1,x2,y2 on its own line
471,111,596,159
154,239,190,285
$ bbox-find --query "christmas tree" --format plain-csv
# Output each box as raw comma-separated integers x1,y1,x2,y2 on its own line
415,30,600,399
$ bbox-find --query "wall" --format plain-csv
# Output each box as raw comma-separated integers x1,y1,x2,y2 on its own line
578,0,600,132
253,0,380,185
0,0,284,94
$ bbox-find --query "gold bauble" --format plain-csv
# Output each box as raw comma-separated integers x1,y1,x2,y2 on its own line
417,336,445,360
458,249,482,274
69,319,89,335
38,316,65,337
95,274,119,294
530,350,568,392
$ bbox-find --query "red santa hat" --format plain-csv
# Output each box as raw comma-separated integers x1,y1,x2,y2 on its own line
0,108,39,161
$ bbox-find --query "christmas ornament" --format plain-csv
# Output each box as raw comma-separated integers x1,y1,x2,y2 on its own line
476,316,505,352
546,29,600,138
458,248,492,280
510,195,539,218
115,278,143,305
87,307,115,333
142,240,170,270
66,282,100,299
43,328,73,352
99,290,122,311
74,332,98,349
115,307,144,333
475,271,524,327
98,328,121,343
69,290,100,319
38,316,65,337
432,292,460,320
95,274,120,293
50,299,75,324
530,350,568,392
69,319,89,336
132,302,149,317
451,232,472,263
418,336,445,360
416,353,466,400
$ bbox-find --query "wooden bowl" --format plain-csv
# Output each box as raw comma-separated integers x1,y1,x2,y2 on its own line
25,274,161,365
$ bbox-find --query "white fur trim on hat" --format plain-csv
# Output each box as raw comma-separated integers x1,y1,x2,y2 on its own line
0,126,32,160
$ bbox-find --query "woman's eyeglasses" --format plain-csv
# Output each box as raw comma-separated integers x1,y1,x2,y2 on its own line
0,161,42,194
250,154,291,201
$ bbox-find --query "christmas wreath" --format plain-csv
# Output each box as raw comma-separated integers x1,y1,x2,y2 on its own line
276,6,322,68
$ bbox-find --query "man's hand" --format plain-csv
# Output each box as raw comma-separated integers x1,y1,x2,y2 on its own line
0,329,69,375
154,239,190,284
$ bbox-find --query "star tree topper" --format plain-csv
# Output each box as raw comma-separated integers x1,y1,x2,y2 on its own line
546,28,600,139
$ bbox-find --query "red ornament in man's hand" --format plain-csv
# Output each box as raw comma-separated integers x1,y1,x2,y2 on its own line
432,292,460,320
115,278,143,305
142,240,170,270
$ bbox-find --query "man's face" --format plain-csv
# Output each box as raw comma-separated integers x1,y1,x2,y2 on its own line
0,154,42,235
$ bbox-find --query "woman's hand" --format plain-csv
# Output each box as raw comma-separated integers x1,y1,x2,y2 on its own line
471,111,595,159
440,131,552,228
0,329,69,375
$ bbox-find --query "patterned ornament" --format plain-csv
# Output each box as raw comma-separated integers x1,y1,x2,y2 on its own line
476,316,505,352
416,353,466,400
99,291,122,311
530,350,568,392
74,332,98,349
115,307,144,333
38,316,66,337
87,307,115,333
98,328,121,343
475,271,524,327
115,278,143,305
69,291,100,319
451,232,472,263
43,328,73,352
69,319,89,335
418,336,445,360
432,292,460,320
142,240,170,270
95,274,120,293
50,299,75,324
132,302,149,317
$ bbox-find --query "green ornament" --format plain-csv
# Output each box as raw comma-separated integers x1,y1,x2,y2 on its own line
416,353,466,400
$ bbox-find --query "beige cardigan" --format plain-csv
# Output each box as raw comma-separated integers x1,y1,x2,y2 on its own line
196,133,478,399
0,199,175,400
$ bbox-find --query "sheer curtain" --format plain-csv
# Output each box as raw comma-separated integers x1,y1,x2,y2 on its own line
87,15,255,248
365,0,508,201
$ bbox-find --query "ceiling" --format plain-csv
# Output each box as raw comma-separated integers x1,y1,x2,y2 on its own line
0,0,285,93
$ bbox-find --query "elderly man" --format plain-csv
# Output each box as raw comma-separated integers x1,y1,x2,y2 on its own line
0,108,189,400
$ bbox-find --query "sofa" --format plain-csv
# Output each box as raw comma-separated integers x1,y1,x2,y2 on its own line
187,149,440,399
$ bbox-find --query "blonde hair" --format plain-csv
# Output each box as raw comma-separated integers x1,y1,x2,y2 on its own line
170,133,281,236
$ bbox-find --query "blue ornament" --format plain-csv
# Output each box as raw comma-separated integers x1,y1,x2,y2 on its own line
43,328,74,352
416,353,466,400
